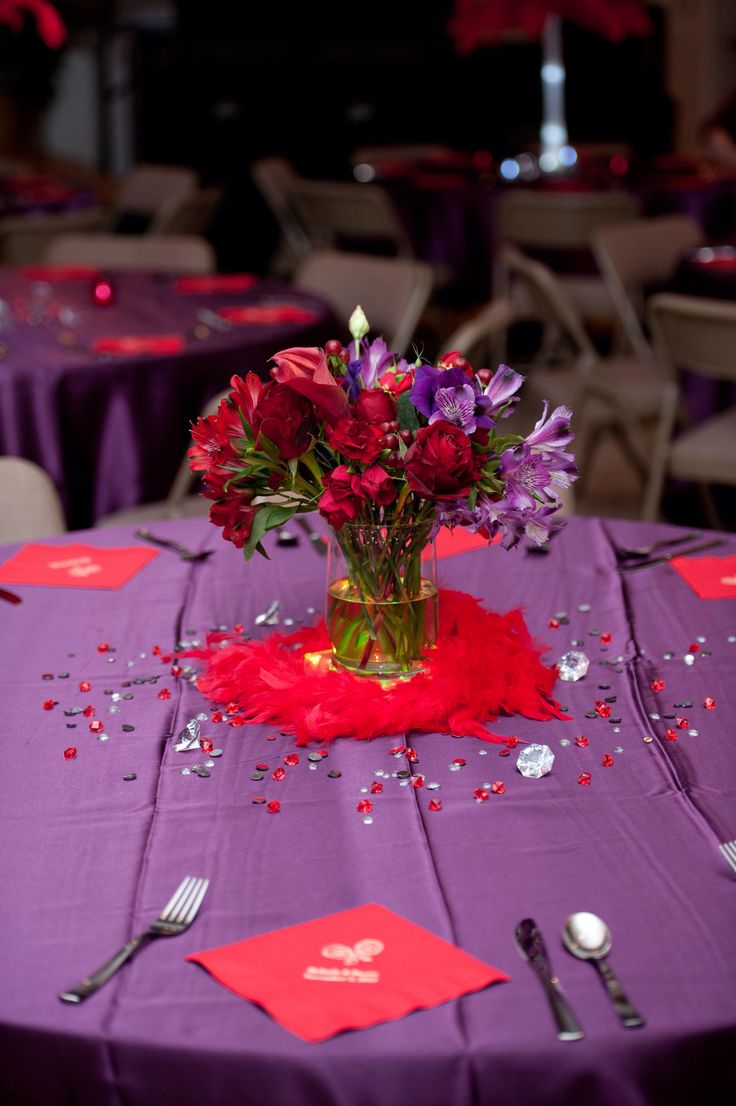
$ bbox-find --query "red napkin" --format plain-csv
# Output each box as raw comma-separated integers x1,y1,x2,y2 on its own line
670,553,736,599
217,304,318,326
19,265,100,282
173,274,258,294
0,542,158,589
92,334,185,355
188,903,507,1042
426,528,501,561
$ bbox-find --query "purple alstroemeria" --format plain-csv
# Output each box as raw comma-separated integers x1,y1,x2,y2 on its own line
499,443,577,512
525,402,574,452
359,336,396,391
479,497,564,550
411,363,472,418
429,381,479,433
476,363,525,422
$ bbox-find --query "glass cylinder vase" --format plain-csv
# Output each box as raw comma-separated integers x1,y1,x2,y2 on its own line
325,520,438,678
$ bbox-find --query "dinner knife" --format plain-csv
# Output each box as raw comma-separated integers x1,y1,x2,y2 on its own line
0,586,22,604
617,538,725,572
514,918,584,1041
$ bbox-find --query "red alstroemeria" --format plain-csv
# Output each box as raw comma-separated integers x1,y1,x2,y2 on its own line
379,367,414,396
270,345,349,425
209,498,258,548
228,372,263,427
318,465,367,530
437,350,474,379
327,417,385,464
188,398,243,472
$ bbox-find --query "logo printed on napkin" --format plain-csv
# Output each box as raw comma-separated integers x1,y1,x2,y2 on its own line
187,902,509,1041
0,543,158,589
670,553,736,599
216,304,319,326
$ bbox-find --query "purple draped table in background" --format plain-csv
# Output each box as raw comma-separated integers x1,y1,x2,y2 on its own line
1,514,735,1106
0,270,334,528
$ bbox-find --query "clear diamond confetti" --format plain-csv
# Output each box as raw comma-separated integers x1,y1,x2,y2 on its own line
557,651,590,682
516,743,555,778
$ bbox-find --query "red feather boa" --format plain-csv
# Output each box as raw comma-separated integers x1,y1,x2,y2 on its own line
183,589,568,745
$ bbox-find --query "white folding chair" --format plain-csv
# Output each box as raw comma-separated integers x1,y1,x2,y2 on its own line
0,208,107,265
44,233,216,273
642,294,736,526
250,157,314,275
289,178,414,257
293,249,433,355
153,185,224,236
0,458,66,542
110,164,199,233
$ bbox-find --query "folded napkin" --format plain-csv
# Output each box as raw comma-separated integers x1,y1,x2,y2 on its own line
0,542,158,589
216,304,318,326
173,274,258,294
426,527,501,561
19,264,100,282
92,334,185,356
188,903,507,1042
670,553,736,599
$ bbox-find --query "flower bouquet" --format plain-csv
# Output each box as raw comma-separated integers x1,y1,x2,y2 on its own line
189,307,576,676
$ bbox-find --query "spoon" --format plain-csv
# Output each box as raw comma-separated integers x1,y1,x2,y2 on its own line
613,531,699,560
562,912,645,1028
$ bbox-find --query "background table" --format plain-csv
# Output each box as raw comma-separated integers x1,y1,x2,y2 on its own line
0,271,333,528
1,514,735,1106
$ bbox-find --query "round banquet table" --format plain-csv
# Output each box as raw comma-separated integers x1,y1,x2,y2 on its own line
1,513,735,1106
0,269,334,528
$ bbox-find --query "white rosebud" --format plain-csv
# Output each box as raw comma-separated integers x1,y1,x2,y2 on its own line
349,305,369,342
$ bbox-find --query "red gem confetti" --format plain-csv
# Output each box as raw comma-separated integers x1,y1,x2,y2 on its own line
79,681,91,692
265,731,276,739
688,642,700,653
595,701,612,718
160,654,172,664
82,705,95,717
704,697,716,710
389,745,406,756
370,782,383,794
97,642,109,653
490,781,506,794
601,753,614,767
157,688,171,701
63,746,77,760
600,632,612,644
200,738,214,754
152,645,161,656
505,736,519,749
411,775,425,788
676,717,688,729
256,763,269,772
317,749,329,758
428,799,442,811
284,753,299,766
406,747,418,762
357,799,373,814
211,711,223,723
453,757,466,766
498,749,510,757
232,623,244,634
575,736,590,748
548,618,560,629
578,772,592,786
226,702,239,715
650,679,665,692
230,718,245,728
89,720,103,733
665,729,677,741
43,699,55,711
473,788,489,802
266,800,280,814
171,665,183,677
272,767,286,781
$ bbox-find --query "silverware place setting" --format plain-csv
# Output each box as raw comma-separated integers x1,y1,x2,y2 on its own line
514,917,585,1041
562,912,645,1028
617,537,725,572
135,527,214,561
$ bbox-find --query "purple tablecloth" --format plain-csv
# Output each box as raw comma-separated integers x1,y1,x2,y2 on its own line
1,514,735,1106
0,271,334,528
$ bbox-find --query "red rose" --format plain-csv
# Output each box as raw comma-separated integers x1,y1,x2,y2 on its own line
209,498,258,548
360,465,397,506
327,417,384,464
318,465,367,530
404,420,479,499
355,388,396,425
270,345,349,424
256,382,317,459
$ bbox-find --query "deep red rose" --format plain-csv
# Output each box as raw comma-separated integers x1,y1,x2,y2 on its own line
209,498,259,548
327,417,384,464
318,465,367,530
270,345,349,424
360,465,397,506
355,388,396,425
379,367,414,396
256,382,317,460
404,419,480,499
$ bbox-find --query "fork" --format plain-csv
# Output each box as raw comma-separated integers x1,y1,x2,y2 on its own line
294,516,327,557
135,528,214,561
58,875,209,1004
613,531,700,561
617,538,725,572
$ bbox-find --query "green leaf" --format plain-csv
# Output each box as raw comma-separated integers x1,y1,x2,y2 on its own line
468,485,478,510
242,503,295,561
396,392,420,432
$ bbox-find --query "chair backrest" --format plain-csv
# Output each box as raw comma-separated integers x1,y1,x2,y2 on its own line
648,293,736,384
293,249,433,355
153,185,224,236
0,457,66,542
441,298,517,367
592,215,703,356
250,157,312,257
44,233,216,273
0,208,107,265
112,164,199,232
289,179,413,257
497,189,641,251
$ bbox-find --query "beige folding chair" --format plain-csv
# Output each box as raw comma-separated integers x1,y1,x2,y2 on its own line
642,294,736,525
292,249,433,355
96,390,230,527
592,215,703,357
494,245,673,501
496,189,641,324
0,207,107,265
109,163,199,233
44,233,216,273
250,157,313,276
289,179,414,258
0,458,66,542
153,185,224,236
